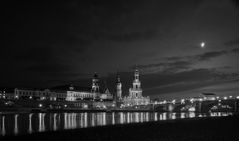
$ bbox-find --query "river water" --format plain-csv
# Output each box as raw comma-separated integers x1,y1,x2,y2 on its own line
0,112,233,136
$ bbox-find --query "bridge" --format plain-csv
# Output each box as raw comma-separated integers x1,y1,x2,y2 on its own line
152,96,239,113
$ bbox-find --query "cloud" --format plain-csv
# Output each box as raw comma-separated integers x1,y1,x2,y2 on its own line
137,61,192,74
141,69,239,97
231,47,239,53
138,50,229,74
197,50,228,61
224,38,239,46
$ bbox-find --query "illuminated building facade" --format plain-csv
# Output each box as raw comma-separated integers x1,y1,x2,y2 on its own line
116,73,122,101
14,88,66,101
201,93,216,101
65,73,113,102
0,90,6,99
123,69,150,106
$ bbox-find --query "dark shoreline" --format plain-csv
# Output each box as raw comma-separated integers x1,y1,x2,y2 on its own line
1,114,239,141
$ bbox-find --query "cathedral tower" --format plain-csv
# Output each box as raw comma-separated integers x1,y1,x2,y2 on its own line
129,69,142,98
91,72,100,93
116,73,122,100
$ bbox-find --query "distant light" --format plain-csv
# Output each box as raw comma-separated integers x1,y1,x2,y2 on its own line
172,99,176,104
190,98,194,103
223,96,228,100
103,105,106,109
237,96,239,99
83,104,88,109
200,42,205,48
39,104,43,108
188,107,196,112
229,96,232,98
64,104,67,107
211,97,216,101
163,100,167,104
181,99,185,104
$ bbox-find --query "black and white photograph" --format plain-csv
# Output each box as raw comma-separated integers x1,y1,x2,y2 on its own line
1,0,239,141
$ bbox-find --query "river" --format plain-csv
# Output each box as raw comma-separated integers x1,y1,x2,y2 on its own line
0,112,233,136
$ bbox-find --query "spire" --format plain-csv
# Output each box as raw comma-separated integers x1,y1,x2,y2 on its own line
134,68,139,80
116,72,122,101
92,72,99,93
116,72,121,83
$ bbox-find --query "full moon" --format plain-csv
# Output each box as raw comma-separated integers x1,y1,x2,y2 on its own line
200,42,205,48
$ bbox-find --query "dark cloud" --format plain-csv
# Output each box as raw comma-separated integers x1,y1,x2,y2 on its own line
224,39,239,46
231,48,239,53
142,69,239,96
197,50,228,61
137,61,192,74
138,50,229,74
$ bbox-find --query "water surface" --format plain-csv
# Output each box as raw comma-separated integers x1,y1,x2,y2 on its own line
0,112,232,136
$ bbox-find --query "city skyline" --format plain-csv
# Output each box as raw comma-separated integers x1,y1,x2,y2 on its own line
2,0,239,99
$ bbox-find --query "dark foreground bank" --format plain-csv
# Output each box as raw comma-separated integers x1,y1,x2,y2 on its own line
1,114,239,141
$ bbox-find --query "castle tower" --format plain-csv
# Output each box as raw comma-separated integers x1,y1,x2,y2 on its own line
129,69,142,98
91,72,100,93
116,73,122,100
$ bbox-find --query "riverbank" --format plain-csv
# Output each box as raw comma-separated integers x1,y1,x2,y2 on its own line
0,107,156,113
1,114,238,141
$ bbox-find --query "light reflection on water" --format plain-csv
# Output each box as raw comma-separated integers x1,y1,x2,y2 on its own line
0,112,233,136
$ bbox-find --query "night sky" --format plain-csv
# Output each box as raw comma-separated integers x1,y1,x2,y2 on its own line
2,0,239,100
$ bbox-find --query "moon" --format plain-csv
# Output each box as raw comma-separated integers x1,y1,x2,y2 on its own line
200,42,205,48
